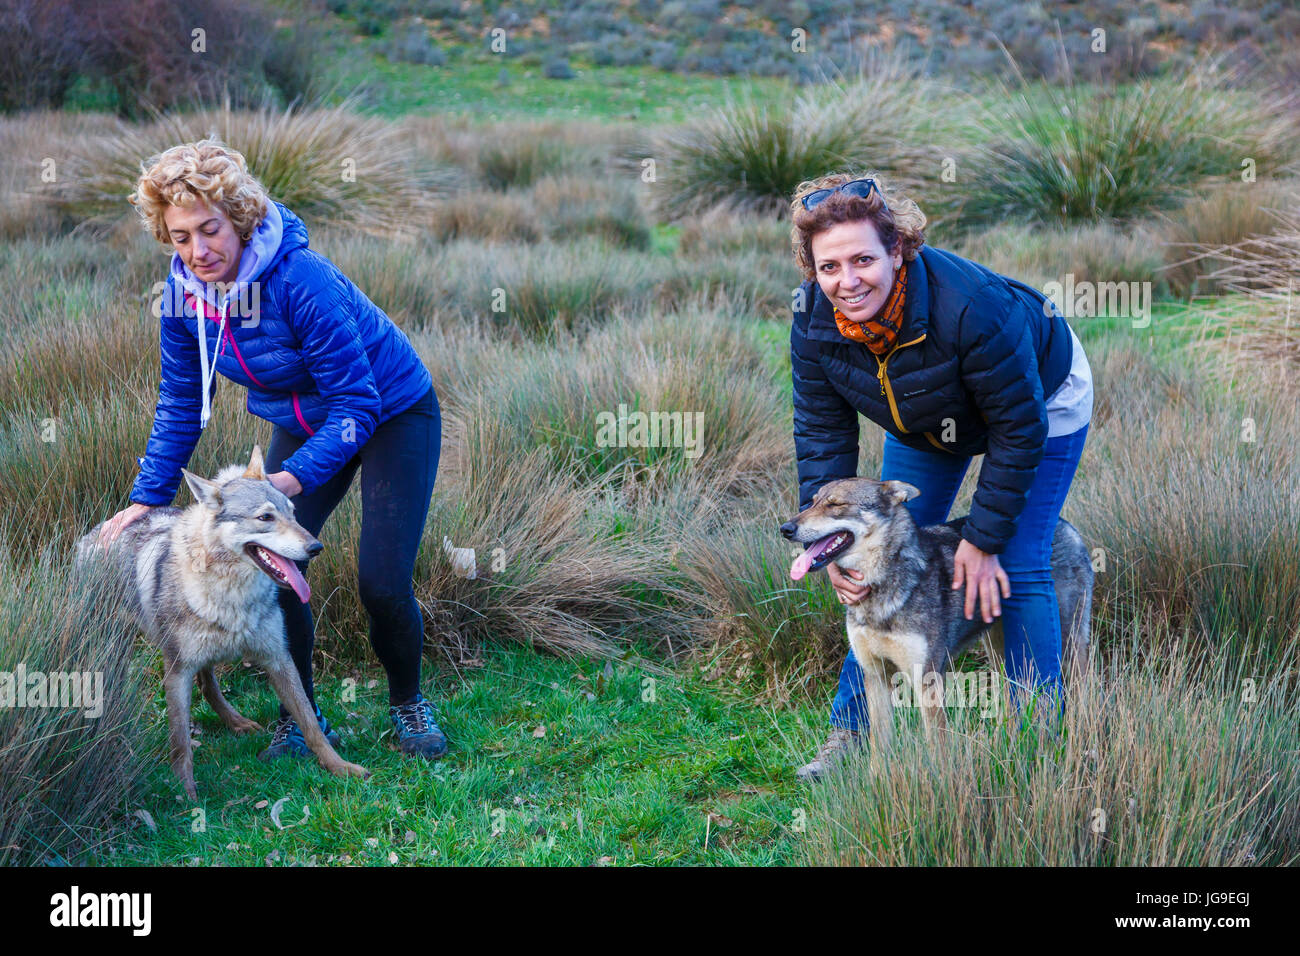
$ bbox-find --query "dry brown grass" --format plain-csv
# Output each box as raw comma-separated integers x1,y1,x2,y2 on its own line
40,100,453,237
797,616,1300,865
1159,180,1300,297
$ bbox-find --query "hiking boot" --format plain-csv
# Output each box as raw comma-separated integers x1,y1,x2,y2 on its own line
257,705,341,761
389,692,448,759
795,727,862,781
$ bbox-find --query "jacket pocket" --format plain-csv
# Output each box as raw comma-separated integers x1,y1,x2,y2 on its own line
890,359,965,432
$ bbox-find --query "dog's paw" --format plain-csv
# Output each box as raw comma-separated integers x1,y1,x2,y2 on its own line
226,717,263,734
332,761,370,781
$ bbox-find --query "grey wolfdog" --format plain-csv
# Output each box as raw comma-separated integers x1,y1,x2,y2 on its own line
76,446,369,799
780,477,1093,747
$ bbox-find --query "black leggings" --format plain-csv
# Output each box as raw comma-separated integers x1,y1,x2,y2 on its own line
265,385,440,711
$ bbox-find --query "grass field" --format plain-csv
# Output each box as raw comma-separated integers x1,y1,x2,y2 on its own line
94,641,818,867
2,48,1298,867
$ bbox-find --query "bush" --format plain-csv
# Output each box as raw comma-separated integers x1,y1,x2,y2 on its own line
529,175,652,249
1,0,329,117
543,58,576,80
654,50,953,219
383,22,447,66
476,128,584,191
960,48,1299,227
50,101,451,237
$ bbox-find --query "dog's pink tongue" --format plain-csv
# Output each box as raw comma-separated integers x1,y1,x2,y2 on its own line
790,534,836,582
265,551,311,603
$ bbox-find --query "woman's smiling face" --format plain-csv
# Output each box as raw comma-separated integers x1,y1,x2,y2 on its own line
163,200,243,285
810,220,903,321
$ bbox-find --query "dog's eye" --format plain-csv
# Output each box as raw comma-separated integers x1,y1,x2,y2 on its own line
258,514,274,522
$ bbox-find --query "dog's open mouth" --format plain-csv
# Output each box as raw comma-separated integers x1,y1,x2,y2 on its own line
790,531,854,581
244,544,312,604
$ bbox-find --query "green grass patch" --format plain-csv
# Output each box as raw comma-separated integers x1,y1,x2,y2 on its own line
99,641,819,866
328,54,794,122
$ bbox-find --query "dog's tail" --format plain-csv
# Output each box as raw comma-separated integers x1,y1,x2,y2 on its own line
1052,519,1094,674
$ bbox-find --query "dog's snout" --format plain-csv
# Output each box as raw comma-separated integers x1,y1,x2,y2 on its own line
306,540,323,558
779,520,798,539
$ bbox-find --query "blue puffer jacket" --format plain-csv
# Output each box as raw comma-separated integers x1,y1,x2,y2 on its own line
130,202,433,504
791,245,1074,555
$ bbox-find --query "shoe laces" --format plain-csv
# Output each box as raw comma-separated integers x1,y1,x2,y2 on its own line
268,715,298,745
817,728,856,760
392,697,433,736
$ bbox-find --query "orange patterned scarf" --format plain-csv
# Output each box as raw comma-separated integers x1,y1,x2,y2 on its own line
833,263,908,355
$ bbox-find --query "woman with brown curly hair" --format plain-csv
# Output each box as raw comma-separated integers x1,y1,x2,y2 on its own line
98,140,449,762
787,173,1093,780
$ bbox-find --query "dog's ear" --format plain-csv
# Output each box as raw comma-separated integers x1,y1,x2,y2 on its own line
881,480,921,508
181,468,222,511
244,445,266,480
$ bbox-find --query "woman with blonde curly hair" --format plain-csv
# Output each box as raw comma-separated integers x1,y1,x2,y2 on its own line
787,173,1093,780
99,139,449,762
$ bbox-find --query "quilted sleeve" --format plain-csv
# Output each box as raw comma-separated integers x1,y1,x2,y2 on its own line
129,279,204,506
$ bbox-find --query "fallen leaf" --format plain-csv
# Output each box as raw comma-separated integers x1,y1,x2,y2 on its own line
532,724,547,738
131,809,157,832
388,851,398,864
270,797,290,829
404,830,416,844
254,800,269,810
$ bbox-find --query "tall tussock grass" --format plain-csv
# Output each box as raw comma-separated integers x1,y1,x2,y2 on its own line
320,234,796,336
302,306,791,663
303,403,708,666
654,53,951,220
1072,336,1300,658
1159,181,1300,298
962,48,1298,227
45,101,452,236
951,221,1167,293
0,535,149,865
796,619,1299,866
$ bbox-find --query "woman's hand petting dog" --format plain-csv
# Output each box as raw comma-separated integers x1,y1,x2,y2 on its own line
952,539,1011,624
828,563,871,604
267,470,302,498
98,502,154,546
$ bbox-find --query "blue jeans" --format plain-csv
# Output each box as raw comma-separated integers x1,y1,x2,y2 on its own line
829,423,1089,731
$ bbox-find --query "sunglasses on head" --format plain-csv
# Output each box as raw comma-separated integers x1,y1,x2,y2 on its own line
800,178,884,211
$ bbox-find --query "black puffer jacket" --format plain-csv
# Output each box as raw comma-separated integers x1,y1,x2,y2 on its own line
791,244,1074,554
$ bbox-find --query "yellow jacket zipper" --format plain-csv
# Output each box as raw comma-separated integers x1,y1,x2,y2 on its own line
874,332,954,454
875,333,926,432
